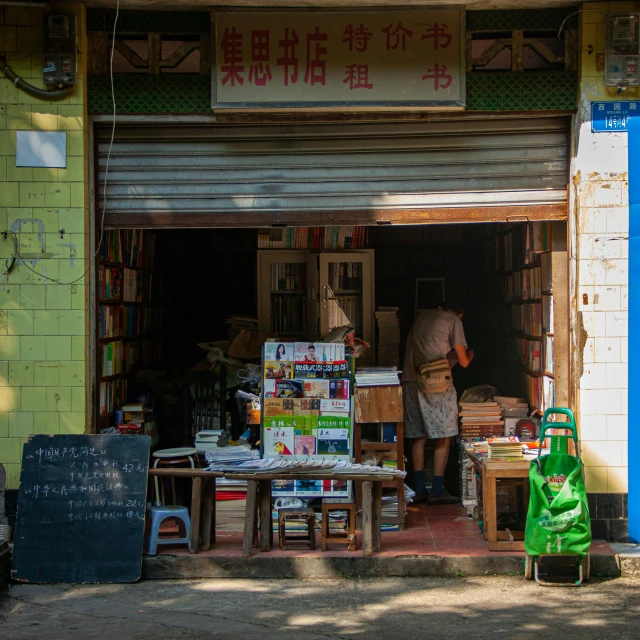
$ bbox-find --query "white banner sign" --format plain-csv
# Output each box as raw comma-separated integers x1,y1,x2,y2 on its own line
212,8,465,110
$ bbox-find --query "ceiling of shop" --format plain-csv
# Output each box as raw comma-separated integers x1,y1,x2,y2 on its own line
85,0,579,9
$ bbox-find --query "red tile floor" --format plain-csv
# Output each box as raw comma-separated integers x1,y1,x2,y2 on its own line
155,502,614,558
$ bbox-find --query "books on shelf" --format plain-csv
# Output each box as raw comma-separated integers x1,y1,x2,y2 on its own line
99,304,121,339
98,267,122,300
329,261,363,292
512,301,542,337
100,341,123,377
544,335,555,375
122,268,142,303
269,262,307,292
99,378,127,415
518,338,542,374
257,226,368,250
542,294,554,334
99,229,147,267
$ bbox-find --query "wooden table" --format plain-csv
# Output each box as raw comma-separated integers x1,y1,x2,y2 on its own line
481,460,531,552
354,385,405,528
225,472,396,557
148,468,223,554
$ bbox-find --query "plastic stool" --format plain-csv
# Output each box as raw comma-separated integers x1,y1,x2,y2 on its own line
146,505,191,555
152,447,199,506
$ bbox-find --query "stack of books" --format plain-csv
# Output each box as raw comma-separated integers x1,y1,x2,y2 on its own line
375,307,401,367
354,367,400,387
495,396,530,436
487,437,524,460
225,316,258,341
195,429,224,453
459,401,504,439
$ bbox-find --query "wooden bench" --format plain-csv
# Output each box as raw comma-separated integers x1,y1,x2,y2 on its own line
148,468,223,553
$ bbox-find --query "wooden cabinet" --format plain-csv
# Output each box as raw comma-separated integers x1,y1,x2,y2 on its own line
257,250,375,346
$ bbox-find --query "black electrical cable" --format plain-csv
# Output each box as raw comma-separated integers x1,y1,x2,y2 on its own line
0,59,72,101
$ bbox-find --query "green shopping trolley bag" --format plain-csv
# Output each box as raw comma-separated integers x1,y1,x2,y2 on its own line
524,408,591,584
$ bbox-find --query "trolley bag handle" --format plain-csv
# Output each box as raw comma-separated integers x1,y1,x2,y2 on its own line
538,407,578,458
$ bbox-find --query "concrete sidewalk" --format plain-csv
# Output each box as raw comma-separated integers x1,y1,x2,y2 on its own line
2,576,640,639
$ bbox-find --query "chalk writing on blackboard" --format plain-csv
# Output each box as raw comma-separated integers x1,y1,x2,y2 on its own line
12,434,150,584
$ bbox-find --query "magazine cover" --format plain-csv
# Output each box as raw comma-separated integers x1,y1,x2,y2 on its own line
263,379,276,398
320,399,350,413
294,435,316,455
263,342,295,362
295,479,323,496
264,360,293,379
294,342,324,363
317,428,350,455
263,426,295,456
303,380,330,398
321,342,346,363
275,379,304,398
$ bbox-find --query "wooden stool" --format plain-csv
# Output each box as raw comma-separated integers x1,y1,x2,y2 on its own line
278,507,316,550
152,447,199,505
322,500,356,552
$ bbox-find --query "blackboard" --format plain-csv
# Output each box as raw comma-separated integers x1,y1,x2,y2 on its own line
12,434,150,584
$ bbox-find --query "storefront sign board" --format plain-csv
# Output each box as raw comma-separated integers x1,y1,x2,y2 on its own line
212,8,465,110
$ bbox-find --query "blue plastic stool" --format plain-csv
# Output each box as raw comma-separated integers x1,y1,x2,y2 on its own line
146,506,191,555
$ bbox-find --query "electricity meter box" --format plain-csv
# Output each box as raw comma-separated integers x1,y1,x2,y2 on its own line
42,13,77,87
606,13,640,88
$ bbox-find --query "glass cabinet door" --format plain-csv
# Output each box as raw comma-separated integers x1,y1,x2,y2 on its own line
318,251,374,347
258,251,316,339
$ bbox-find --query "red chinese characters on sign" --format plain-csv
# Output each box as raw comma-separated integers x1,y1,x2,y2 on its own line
421,22,452,50
342,24,373,52
343,64,373,90
304,27,328,86
220,27,244,87
277,28,300,86
249,29,272,86
422,63,452,91
382,23,413,52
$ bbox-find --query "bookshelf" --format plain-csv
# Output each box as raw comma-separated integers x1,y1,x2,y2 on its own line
94,230,160,431
484,222,562,415
257,250,375,350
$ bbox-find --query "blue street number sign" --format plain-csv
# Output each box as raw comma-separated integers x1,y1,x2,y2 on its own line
591,101,640,132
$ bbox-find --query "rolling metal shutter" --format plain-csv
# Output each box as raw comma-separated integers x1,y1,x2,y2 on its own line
96,116,569,228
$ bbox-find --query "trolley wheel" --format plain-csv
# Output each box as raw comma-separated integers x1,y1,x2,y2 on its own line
524,555,534,580
582,554,591,582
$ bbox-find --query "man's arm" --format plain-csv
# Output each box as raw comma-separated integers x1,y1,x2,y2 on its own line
453,344,474,368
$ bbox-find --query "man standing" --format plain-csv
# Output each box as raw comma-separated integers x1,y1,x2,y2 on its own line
402,302,474,504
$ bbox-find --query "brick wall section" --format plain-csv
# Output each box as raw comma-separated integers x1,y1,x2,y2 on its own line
0,3,89,489
575,2,634,496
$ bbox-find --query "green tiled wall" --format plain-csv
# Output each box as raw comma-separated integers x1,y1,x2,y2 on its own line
87,71,578,114
0,2,89,489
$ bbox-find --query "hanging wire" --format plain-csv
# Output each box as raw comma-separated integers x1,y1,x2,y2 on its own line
1,0,120,285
